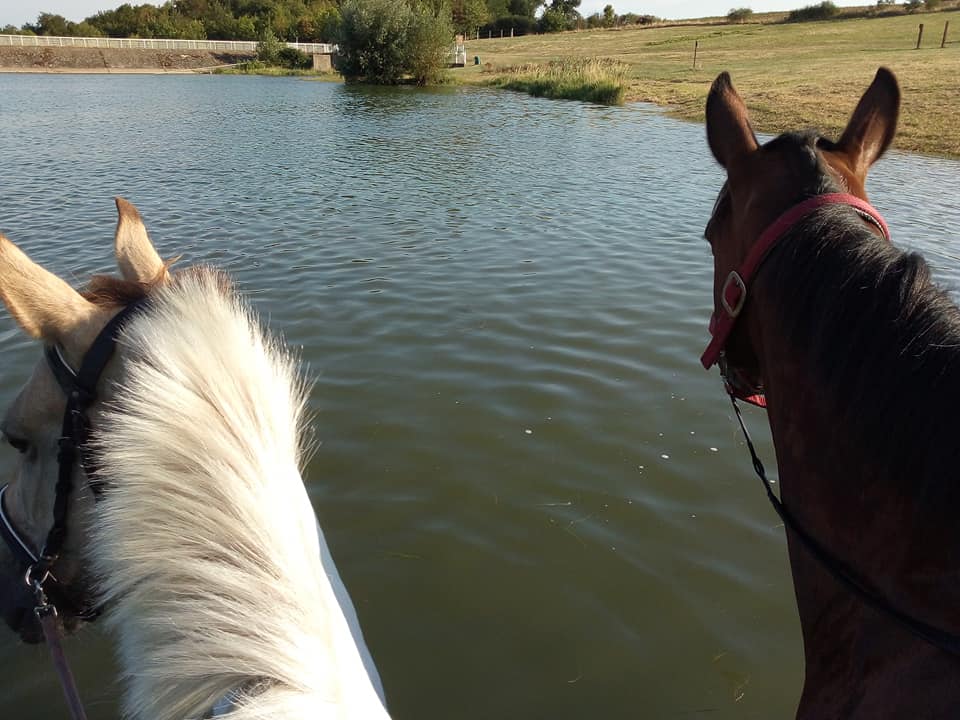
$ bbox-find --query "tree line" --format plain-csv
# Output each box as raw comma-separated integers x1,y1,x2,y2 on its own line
0,0,660,42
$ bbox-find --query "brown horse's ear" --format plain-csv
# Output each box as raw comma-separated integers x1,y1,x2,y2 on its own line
114,197,168,284
706,72,759,169
836,67,899,175
0,234,98,342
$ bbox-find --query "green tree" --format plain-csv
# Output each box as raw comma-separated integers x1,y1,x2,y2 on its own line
452,0,488,34
406,0,454,84
485,0,510,18
507,0,544,15
338,0,452,84
602,4,615,26
256,26,284,63
539,6,568,30
727,6,753,21
236,15,258,39
548,0,581,16
73,20,106,35
29,13,71,35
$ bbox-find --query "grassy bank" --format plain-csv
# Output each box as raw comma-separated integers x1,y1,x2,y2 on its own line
455,7,960,157
213,61,339,77
489,58,628,104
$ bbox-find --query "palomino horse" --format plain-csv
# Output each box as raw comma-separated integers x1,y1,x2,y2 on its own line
0,200,391,719
703,68,960,717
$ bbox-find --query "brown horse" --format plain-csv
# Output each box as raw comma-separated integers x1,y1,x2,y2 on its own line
703,68,960,717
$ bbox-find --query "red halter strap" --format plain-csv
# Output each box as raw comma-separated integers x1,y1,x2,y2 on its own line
701,193,890,371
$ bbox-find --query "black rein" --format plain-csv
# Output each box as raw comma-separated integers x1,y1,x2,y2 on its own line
727,390,960,659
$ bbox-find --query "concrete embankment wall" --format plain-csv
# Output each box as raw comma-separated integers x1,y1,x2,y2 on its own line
0,46,254,73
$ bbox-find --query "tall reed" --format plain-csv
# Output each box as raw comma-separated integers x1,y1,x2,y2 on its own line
489,58,629,105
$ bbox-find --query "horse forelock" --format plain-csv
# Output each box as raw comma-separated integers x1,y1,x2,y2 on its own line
84,268,387,720
83,258,178,307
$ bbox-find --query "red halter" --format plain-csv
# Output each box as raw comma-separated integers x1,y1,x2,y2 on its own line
701,193,891,405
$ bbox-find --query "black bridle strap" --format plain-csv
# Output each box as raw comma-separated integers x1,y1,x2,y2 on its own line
33,300,146,581
729,393,960,658
0,484,39,568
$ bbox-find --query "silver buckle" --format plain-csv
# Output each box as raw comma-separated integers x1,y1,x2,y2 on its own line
721,271,747,318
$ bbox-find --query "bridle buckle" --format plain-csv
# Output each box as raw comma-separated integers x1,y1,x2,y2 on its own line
721,271,747,318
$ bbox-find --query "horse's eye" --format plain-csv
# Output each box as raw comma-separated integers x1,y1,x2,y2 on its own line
3,434,28,454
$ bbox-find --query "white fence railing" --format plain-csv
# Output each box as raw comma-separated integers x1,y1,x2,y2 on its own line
0,34,335,54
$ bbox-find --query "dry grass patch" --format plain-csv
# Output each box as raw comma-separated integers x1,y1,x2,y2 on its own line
455,8,960,156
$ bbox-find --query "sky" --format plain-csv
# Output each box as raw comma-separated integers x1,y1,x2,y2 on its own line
3,0,846,30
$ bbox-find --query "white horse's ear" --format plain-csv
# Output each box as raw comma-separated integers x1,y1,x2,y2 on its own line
0,234,98,342
114,197,168,284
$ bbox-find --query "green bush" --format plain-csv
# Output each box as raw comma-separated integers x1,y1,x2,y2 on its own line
256,29,285,64
539,7,570,32
903,0,923,10
787,1,839,21
277,46,312,69
727,7,754,22
619,13,659,24
406,2,455,85
338,0,452,85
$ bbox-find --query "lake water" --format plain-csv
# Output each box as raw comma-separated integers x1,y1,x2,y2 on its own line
0,74,958,720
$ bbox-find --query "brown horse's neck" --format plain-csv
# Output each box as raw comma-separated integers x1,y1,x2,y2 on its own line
745,267,960,718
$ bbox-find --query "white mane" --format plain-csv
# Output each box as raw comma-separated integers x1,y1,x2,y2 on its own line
87,270,389,720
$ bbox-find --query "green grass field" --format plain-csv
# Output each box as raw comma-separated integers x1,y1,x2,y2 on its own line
455,6,960,157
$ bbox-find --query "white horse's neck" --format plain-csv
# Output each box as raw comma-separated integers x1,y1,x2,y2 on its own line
87,271,389,720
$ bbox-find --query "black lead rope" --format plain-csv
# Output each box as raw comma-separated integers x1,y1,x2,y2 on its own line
728,392,960,659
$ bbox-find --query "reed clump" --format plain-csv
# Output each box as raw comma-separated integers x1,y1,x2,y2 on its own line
489,58,629,105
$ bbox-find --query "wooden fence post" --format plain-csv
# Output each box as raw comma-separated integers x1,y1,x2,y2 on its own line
916,23,924,49
693,40,699,69
942,22,949,49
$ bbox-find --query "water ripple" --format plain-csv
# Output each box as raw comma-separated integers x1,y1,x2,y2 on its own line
0,75,958,720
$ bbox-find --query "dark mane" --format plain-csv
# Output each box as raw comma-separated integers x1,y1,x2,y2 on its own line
758,197,960,512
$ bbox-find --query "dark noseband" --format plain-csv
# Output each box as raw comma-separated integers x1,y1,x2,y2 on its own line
0,299,147,604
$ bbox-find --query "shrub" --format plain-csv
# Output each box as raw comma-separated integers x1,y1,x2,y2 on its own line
539,7,571,32
924,0,941,8
619,13,659,24
787,1,839,21
903,0,923,10
338,0,411,83
277,46,312,69
256,28,284,64
406,1,455,85
338,0,452,85
727,7,754,22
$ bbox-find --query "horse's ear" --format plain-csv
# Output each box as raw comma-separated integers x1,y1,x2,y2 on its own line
0,234,98,342
836,67,899,175
706,72,759,169
115,198,168,284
